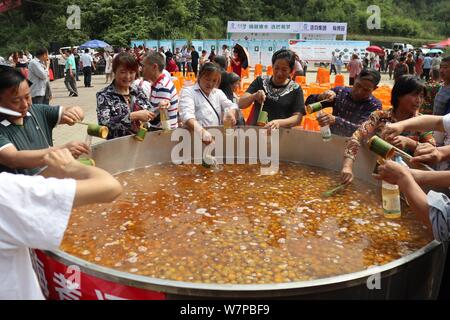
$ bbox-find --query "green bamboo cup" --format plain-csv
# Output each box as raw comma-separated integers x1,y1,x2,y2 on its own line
257,111,268,126
87,124,109,139
78,158,96,166
306,101,323,114
367,136,395,159
134,125,148,142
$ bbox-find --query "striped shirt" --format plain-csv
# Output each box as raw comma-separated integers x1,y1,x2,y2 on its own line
148,72,179,130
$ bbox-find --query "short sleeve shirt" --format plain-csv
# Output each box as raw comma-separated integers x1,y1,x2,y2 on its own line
246,76,305,125
0,104,61,175
0,173,75,299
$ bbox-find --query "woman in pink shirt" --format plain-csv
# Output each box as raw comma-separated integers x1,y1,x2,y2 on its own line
347,54,363,86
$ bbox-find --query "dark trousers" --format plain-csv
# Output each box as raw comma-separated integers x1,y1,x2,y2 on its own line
83,67,92,87
330,64,337,75
192,64,198,76
349,77,355,86
422,68,430,81
64,72,78,95
176,62,184,75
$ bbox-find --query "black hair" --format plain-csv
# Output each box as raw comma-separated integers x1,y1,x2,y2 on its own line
0,65,27,95
212,55,227,69
271,49,296,70
112,52,139,73
357,68,381,86
198,62,221,80
391,75,426,111
35,48,48,57
229,72,240,84
84,49,89,53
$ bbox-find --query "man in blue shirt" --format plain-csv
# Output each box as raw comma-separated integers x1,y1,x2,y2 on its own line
305,69,382,137
422,54,433,81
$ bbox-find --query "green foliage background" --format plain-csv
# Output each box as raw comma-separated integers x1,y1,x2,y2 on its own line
0,0,449,56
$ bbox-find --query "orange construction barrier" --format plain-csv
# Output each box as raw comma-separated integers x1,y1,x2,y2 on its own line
241,67,250,79
334,74,345,87
241,103,253,122
254,64,263,77
316,67,325,83
302,115,320,132
172,78,182,93
266,65,273,76
295,75,307,86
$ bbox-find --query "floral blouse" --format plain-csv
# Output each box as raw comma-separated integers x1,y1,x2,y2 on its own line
420,80,442,115
96,82,152,139
344,109,436,161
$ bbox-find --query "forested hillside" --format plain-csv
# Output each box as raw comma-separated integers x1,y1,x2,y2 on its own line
0,0,448,55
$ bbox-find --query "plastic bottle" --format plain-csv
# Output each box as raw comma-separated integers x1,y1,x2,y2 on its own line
381,180,401,219
306,102,331,142
317,110,331,142
223,107,233,133
381,155,405,219
160,104,171,131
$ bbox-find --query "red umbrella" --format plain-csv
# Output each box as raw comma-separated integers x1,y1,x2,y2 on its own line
366,45,384,55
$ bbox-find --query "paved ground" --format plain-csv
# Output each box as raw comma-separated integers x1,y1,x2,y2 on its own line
51,69,395,146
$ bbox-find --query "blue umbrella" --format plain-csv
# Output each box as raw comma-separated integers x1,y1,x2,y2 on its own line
79,39,110,49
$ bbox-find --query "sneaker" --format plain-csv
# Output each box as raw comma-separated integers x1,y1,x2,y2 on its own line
72,93,78,97
69,92,74,96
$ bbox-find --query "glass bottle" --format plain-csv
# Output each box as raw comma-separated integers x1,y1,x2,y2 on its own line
160,104,171,131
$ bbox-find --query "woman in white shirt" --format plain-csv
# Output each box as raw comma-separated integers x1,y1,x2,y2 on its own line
104,51,113,83
179,62,238,144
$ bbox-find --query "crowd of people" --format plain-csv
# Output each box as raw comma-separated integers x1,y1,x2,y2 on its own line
0,41,450,299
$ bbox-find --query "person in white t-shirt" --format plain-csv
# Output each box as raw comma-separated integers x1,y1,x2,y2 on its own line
80,49,95,88
0,148,122,300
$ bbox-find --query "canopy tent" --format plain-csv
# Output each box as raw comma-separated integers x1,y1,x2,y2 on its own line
428,38,450,49
79,39,111,49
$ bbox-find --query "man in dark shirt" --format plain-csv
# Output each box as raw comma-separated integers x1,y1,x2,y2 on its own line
305,68,382,137
190,46,199,76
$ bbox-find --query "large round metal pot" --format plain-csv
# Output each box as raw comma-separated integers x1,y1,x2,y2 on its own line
32,127,447,299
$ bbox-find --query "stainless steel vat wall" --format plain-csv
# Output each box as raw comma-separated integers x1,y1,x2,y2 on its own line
46,128,445,299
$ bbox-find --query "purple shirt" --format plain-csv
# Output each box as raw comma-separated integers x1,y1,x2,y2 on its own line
305,86,382,137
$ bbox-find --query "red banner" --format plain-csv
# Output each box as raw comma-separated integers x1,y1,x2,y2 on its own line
0,0,21,13
31,249,167,300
